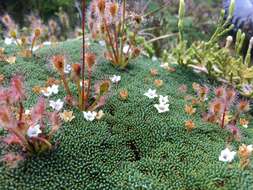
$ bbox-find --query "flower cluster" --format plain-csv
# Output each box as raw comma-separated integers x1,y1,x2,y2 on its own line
144,89,170,113
1,14,47,57
83,110,105,122
0,75,61,167
51,53,110,114
88,0,141,68
185,83,250,141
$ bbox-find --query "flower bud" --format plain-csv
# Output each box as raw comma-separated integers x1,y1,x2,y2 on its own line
110,3,118,17
98,0,106,14
52,55,65,73
85,53,96,68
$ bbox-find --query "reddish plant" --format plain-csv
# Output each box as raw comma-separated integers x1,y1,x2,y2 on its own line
0,75,61,167
88,0,141,68
51,1,110,111
188,84,250,141
1,13,44,57
51,53,110,111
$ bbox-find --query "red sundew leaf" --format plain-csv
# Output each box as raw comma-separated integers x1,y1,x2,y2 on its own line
0,106,16,128
90,95,107,111
0,153,23,168
3,134,23,145
31,97,46,124
49,112,61,127
227,124,241,141
215,86,226,98
0,88,11,103
209,98,225,116
9,75,26,103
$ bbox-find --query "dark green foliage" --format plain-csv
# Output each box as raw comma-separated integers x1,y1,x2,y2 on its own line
142,0,221,57
0,40,253,189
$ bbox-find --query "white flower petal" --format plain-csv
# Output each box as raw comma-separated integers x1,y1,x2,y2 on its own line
64,64,72,74
152,56,158,62
42,89,52,97
160,62,169,68
242,84,253,95
27,124,42,138
144,89,158,99
123,45,130,54
159,95,169,105
219,148,236,163
25,109,31,115
99,40,106,46
4,37,13,45
110,75,121,83
49,99,64,111
247,145,253,152
43,41,52,46
83,111,97,121
32,45,40,52
154,103,169,113
51,84,59,95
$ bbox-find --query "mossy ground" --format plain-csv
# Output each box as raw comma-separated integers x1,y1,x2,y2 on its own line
0,39,253,190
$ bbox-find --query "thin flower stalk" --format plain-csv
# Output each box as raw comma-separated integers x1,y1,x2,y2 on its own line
82,0,86,110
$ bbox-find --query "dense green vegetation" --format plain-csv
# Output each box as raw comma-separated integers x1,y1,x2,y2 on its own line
0,39,253,190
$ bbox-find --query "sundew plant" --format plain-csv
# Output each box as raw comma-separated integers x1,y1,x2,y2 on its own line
0,0,253,189
88,0,142,69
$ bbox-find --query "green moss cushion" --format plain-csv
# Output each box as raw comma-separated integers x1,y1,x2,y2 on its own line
0,39,253,190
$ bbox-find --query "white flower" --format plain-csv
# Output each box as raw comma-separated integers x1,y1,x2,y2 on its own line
42,84,59,97
4,37,13,45
83,111,97,122
160,62,169,68
242,84,253,96
49,99,64,111
50,84,59,95
99,40,106,46
43,41,52,46
80,80,88,87
144,89,158,99
247,145,253,153
152,56,158,62
27,124,42,138
110,75,121,83
159,95,169,105
123,45,130,54
64,64,72,74
96,110,105,120
219,148,236,163
25,109,31,115
154,103,169,113
32,45,40,52
42,88,52,97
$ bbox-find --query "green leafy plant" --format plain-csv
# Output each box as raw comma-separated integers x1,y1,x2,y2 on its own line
173,0,253,98
174,0,235,65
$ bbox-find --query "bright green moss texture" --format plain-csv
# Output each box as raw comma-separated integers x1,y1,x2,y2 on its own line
0,39,253,190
